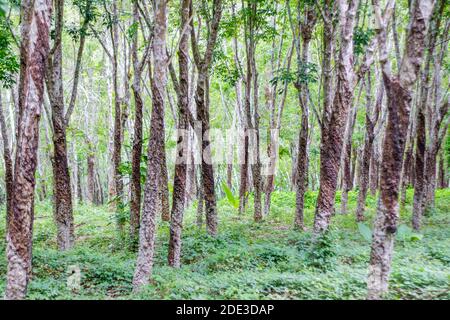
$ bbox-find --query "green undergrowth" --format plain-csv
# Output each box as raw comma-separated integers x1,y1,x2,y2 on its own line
0,188,448,300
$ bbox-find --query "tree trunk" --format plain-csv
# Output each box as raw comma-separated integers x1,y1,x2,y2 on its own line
111,0,124,233
129,1,145,242
400,127,415,205
423,17,449,209
340,97,358,215
291,3,316,229
133,0,168,291
369,148,379,195
0,92,14,235
239,67,250,216
243,0,262,222
437,153,447,188
368,0,433,299
168,0,190,268
196,165,204,228
45,0,74,251
356,75,383,221
5,0,52,300
87,150,96,204
160,147,171,221
314,0,359,234
190,0,222,235
412,0,444,230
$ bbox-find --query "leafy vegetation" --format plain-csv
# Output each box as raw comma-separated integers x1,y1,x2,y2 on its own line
0,189,448,300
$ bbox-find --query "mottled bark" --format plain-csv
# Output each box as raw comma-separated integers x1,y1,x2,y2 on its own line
76,155,83,204
356,75,383,221
369,148,379,195
340,94,358,215
168,0,190,268
133,0,168,291
5,0,52,300
190,0,222,235
87,149,96,204
239,52,250,216
0,92,13,235
412,0,444,230
196,166,204,228
290,2,317,229
400,124,415,205
243,0,262,222
160,149,171,221
129,1,145,242
424,99,448,207
437,153,447,188
45,0,74,251
412,103,427,229
110,0,124,232
423,18,449,208
185,142,196,206
368,0,434,300
314,0,359,234
96,170,104,204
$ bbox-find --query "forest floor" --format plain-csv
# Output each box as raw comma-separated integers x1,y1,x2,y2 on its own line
0,189,448,300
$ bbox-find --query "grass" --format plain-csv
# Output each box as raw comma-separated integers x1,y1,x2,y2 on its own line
0,188,448,300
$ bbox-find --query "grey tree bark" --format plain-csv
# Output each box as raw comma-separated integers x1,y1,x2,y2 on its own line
412,0,444,230
313,0,359,234
190,0,223,235
168,0,191,268
5,0,52,300
367,0,434,299
133,0,168,290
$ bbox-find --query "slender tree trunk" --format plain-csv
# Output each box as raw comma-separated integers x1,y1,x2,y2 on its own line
129,1,146,242
111,0,124,233
185,132,196,206
196,72,218,235
424,99,448,207
45,0,74,251
243,0,262,222
314,0,359,234
232,30,247,216
423,18,449,208
133,0,168,291
368,0,433,299
412,99,427,229
160,148,171,221
356,75,383,221
76,157,83,204
96,170,103,204
5,0,52,300
369,148,379,195
412,0,444,230
290,3,317,229
400,123,415,205
168,0,191,268
190,0,222,235
239,54,250,216
87,149,96,204
196,165,204,228
0,92,13,236
437,153,447,188
340,96,358,215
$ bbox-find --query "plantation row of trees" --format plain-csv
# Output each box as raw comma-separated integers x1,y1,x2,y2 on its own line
0,0,448,300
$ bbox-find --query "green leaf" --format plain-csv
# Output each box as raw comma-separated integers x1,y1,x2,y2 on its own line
410,233,423,241
222,182,239,209
357,222,372,242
